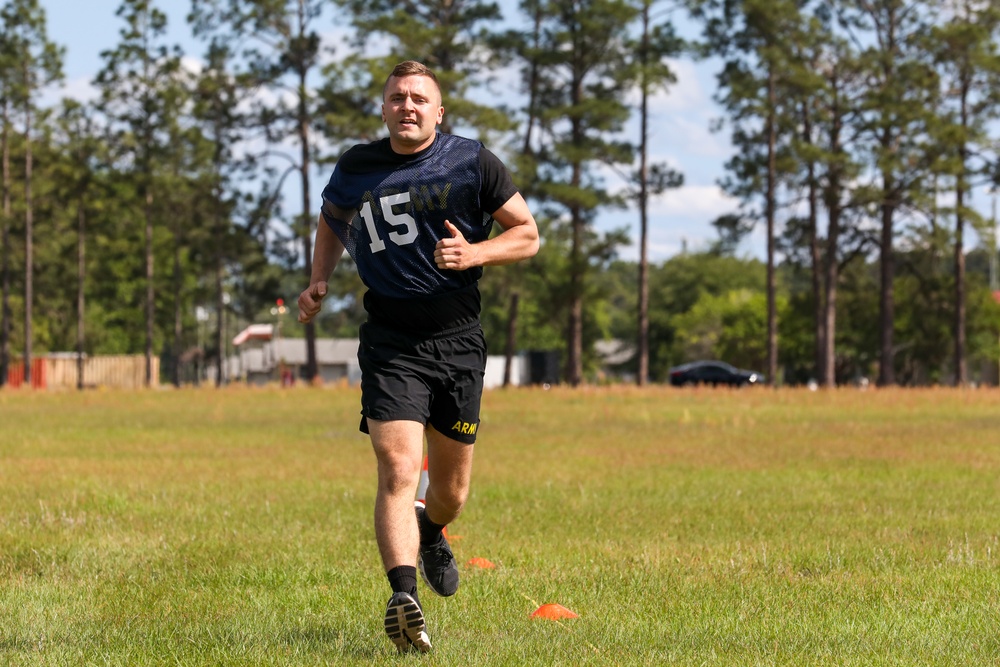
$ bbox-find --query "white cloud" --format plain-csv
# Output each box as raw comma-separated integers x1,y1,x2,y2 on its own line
39,76,96,107
653,184,738,217
651,58,717,113
594,184,741,262
180,56,204,77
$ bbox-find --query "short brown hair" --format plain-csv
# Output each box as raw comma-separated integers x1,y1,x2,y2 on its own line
382,60,441,100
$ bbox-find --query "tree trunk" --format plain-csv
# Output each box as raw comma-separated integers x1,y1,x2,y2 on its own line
144,190,154,387
765,68,777,386
953,75,970,387
567,209,583,387
1,98,10,388
821,73,844,388
878,168,896,387
566,70,585,387
802,100,822,384
953,197,967,386
823,206,841,388
23,97,33,386
215,257,225,387
636,2,651,387
212,114,226,388
876,8,898,388
299,59,318,383
521,3,542,157
77,202,86,390
172,219,182,388
503,292,519,387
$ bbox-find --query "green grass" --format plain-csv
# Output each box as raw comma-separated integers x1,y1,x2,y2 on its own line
1,385,999,665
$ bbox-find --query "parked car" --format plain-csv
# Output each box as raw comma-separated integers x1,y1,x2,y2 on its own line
668,360,764,387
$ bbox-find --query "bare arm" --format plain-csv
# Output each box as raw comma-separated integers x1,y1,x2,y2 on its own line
297,209,349,324
433,192,539,271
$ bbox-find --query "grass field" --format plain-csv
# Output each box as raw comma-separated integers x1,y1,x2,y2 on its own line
1,385,999,666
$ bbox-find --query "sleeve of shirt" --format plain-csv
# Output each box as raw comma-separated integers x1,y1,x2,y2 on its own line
321,147,365,213
479,146,520,215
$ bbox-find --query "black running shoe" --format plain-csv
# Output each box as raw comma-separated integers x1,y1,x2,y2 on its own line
415,502,460,597
383,592,432,653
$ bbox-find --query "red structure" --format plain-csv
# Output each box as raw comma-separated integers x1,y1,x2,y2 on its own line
5,359,47,389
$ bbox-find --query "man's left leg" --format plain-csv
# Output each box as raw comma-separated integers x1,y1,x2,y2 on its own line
416,426,474,597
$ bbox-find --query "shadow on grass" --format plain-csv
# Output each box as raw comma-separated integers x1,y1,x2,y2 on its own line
278,624,385,660
0,635,39,652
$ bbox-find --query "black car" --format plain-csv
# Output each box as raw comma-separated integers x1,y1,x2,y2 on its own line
668,360,764,387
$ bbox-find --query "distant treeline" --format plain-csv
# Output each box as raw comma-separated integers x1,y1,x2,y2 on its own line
1,0,998,388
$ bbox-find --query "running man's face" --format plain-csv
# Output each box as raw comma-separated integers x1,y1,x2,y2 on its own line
382,74,444,154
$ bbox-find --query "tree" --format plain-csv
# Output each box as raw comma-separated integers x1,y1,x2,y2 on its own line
337,0,512,138
646,251,766,379
52,100,102,389
814,39,869,387
625,0,684,385
190,0,336,383
95,0,184,386
924,0,1000,385
0,0,62,386
186,34,255,386
839,0,937,386
688,0,815,386
673,287,772,370
517,0,638,386
0,13,14,387
782,16,868,387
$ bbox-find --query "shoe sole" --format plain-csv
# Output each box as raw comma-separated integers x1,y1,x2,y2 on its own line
384,594,432,653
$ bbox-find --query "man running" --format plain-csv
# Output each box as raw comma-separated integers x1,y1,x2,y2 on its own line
297,60,539,653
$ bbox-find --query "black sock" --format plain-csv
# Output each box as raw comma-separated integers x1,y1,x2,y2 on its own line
418,508,447,546
387,565,418,602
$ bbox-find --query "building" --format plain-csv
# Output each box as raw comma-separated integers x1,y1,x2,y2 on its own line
226,324,540,388
227,324,360,386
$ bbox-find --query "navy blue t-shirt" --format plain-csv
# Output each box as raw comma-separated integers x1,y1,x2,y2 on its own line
321,132,518,332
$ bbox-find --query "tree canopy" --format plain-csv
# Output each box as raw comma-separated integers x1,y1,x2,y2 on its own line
1,0,999,389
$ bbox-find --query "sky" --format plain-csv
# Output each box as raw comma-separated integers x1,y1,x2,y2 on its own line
41,0,750,263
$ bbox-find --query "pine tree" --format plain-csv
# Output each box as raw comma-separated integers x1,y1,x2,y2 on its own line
94,0,184,386
516,0,638,386
688,0,813,385
839,0,937,386
625,0,684,385
814,39,867,386
337,0,512,138
190,0,336,383
51,100,102,389
0,0,62,386
924,0,1000,385
186,32,255,386
0,14,14,387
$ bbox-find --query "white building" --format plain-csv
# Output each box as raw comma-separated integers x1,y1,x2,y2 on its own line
227,323,531,388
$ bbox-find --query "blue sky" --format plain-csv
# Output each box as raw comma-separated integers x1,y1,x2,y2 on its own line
42,0,749,263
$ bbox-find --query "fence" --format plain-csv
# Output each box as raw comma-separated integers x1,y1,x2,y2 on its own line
5,355,157,390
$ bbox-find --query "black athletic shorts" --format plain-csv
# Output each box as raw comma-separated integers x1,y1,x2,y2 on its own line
357,320,487,445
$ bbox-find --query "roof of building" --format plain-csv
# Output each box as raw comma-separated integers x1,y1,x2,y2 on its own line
232,324,274,346
594,339,636,366
233,336,359,372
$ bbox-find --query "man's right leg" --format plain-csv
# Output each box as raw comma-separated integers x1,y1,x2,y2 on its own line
368,418,432,653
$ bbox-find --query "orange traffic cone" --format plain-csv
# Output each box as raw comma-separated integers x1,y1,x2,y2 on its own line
466,557,496,570
531,603,579,620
